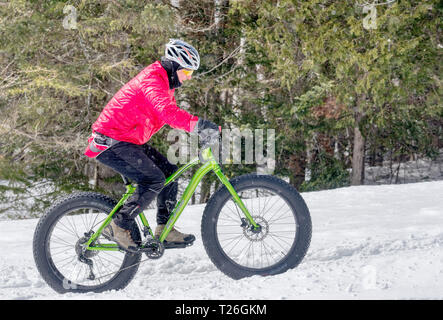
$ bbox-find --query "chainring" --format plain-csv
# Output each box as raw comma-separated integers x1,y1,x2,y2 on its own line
141,238,165,259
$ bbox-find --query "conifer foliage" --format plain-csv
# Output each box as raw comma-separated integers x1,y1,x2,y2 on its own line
0,1,441,217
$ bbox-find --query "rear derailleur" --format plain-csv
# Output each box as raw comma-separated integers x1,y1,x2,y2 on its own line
75,231,97,280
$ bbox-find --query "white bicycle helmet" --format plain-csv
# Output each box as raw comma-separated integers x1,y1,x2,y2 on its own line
164,39,200,70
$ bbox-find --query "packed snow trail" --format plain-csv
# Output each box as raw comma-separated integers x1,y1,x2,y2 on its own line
1,181,442,299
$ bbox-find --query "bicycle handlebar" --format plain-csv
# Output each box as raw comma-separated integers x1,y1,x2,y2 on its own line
198,127,222,163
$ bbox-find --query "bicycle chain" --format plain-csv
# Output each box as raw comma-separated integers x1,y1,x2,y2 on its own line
75,254,151,285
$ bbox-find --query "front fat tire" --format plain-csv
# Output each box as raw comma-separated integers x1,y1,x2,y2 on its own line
32,192,142,293
201,174,312,280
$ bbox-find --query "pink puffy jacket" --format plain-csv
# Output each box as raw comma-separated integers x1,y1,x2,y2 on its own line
84,61,198,158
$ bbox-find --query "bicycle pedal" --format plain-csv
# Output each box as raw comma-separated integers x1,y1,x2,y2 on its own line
163,240,194,249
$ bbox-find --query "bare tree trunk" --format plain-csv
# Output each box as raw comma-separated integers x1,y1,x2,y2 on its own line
288,153,306,189
93,161,98,189
351,113,365,185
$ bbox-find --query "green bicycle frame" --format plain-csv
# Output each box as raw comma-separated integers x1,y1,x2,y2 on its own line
85,147,257,252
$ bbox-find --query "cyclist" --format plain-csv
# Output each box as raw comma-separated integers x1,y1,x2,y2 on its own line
84,39,219,252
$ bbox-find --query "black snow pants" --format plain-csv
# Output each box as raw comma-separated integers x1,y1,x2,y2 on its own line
96,140,178,230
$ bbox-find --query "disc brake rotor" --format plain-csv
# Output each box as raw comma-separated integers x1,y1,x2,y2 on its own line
242,216,269,241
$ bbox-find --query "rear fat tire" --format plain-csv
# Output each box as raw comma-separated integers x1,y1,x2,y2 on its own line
201,174,312,280
33,192,142,293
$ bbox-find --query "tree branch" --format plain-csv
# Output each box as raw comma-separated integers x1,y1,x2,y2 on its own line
194,45,242,78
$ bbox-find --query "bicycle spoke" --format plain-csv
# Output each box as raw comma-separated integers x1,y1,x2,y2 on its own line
53,222,78,238
55,255,77,269
67,215,81,239
261,241,274,266
225,234,248,256
225,201,243,221
95,254,122,269
218,214,240,224
264,199,287,222
268,208,294,224
51,234,76,247
266,233,292,252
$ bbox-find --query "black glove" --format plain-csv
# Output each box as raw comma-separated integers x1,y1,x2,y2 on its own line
194,119,220,148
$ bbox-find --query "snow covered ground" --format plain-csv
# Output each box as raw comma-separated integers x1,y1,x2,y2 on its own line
0,180,442,300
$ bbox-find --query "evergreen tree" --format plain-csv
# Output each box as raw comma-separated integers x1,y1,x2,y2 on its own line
0,0,441,217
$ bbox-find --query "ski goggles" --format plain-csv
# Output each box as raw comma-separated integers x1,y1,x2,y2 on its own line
182,69,194,76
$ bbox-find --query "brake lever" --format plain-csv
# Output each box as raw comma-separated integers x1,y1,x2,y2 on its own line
198,126,222,163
